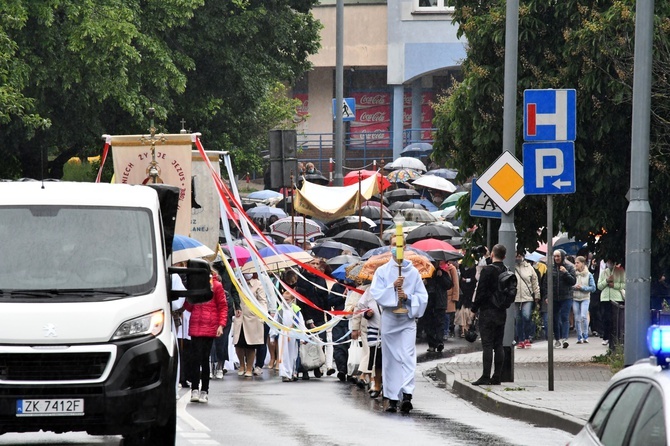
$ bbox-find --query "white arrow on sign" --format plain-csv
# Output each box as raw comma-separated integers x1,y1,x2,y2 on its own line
552,179,572,189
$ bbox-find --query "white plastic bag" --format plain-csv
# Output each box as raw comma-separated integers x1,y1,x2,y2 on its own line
347,340,363,376
299,342,325,371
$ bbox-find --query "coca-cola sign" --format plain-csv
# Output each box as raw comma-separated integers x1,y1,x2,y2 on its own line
359,111,387,123
359,94,389,106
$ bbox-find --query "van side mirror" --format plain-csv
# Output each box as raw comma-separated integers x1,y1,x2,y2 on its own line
168,258,214,304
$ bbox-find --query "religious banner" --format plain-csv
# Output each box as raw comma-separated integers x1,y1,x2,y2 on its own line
111,133,192,235
190,153,222,251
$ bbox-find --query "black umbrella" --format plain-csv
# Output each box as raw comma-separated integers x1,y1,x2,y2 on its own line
332,229,384,252
388,201,424,211
303,173,329,185
367,194,390,206
360,206,393,220
326,216,376,236
405,223,461,244
385,188,420,203
426,249,464,262
426,168,458,180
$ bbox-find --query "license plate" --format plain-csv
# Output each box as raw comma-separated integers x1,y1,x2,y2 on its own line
16,399,84,417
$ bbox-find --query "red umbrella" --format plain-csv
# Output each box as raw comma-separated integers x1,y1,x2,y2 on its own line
410,238,457,252
343,170,391,192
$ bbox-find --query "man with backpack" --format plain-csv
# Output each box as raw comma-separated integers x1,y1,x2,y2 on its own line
471,244,517,386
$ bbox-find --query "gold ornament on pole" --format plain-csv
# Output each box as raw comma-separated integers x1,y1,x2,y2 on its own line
392,212,409,314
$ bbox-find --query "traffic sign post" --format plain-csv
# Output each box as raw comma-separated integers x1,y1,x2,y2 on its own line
332,98,356,122
523,89,576,142
470,179,502,219
522,142,576,195
523,88,577,392
475,152,524,215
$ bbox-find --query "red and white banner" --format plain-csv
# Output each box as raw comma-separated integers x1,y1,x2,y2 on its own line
111,133,192,236
403,91,435,140
350,92,391,147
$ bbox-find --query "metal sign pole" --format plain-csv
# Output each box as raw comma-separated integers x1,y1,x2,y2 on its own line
547,195,554,391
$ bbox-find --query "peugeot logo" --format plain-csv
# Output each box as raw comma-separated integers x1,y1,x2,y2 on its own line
43,323,58,337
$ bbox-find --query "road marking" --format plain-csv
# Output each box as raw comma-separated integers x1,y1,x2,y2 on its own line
177,392,211,432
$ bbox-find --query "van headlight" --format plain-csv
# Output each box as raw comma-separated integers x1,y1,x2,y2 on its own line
112,310,164,340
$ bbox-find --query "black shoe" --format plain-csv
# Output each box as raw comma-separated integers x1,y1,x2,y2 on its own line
400,400,413,413
347,375,357,384
471,377,491,386
313,368,322,378
326,368,336,376
490,378,501,385
301,372,310,381
356,379,367,389
370,390,381,398
437,344,444,352
337,372,346,382
386,400,398,413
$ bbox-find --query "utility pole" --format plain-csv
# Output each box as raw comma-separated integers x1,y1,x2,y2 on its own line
625,0,654,365
334,0,344,186
500,0,519,383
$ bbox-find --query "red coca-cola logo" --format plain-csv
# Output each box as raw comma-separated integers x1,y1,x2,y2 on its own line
360,94,388,105
359,111,387,122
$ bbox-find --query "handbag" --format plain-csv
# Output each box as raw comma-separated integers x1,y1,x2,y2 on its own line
299,342,326,371
347,340,363,376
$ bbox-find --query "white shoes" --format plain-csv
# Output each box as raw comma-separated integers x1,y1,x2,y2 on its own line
190,389,200,402
215,369,224,379
253,366,262,376
198,391,208,403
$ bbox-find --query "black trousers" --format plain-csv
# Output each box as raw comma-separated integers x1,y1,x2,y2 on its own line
423,306,446,348
332,322,350,374
255,323,270,368
478,308,506,381
189,337,214,392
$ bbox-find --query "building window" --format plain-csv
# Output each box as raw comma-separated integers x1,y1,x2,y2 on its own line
414,0,454,12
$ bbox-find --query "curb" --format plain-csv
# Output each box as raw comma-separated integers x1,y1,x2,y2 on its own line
434,365,584,435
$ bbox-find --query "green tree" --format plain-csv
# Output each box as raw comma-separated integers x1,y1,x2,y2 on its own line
0,0,320,182
434,1,670,269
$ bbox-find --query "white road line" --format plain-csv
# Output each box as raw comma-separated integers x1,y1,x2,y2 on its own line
177,392,211,432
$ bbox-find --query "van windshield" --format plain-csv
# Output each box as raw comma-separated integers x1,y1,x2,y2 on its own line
0,206,156,296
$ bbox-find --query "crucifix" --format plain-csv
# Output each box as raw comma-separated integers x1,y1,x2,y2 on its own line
139,108,167,184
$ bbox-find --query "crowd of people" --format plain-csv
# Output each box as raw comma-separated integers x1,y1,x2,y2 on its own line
171,233,636,408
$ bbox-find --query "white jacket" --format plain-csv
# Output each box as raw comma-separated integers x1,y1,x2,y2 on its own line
515,261,540,303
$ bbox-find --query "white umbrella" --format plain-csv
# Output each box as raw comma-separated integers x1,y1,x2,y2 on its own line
269,217,324,239
386,157,427,172
413,174,457,193
172,234,215,264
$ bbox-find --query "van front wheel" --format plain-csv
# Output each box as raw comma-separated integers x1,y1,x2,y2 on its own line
123,390,176,445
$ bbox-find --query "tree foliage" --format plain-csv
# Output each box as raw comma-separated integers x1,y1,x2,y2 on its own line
0,0,320,181
434,0,670,270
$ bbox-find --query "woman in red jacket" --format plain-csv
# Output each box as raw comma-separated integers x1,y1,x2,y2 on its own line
184,268,228,404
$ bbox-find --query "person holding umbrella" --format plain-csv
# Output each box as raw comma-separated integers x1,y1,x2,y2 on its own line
369,236,428,413
422,260,453,353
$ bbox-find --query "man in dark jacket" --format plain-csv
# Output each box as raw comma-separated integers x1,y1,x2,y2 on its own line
471,244,507,386
542,249,577,349
422,264,452,352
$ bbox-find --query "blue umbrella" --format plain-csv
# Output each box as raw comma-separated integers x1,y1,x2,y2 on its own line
401,142,433,157
331,263,352,281
426,168,458,180
247,190,283,200
409,198,438,212
258,244,304,257
172,234,215,263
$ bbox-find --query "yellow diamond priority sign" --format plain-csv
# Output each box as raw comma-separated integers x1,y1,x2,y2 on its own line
475,152,524,214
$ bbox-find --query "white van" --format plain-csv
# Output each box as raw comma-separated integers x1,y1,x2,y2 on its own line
0,181,212,445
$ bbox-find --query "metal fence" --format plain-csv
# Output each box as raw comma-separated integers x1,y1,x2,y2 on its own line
296,128,436,173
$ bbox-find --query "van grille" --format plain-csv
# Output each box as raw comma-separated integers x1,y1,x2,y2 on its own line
0,352,110,381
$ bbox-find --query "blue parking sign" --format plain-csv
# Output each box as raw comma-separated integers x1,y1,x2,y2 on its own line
523,142,576,195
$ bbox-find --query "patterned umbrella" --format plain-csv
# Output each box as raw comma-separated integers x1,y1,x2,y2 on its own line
386,169,421,184
357,251,435,281
270,216,324,239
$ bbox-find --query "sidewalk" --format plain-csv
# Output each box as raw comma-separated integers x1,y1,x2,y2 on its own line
434,338,613,434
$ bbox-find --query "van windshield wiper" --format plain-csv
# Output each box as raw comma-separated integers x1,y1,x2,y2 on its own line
4,289,132,298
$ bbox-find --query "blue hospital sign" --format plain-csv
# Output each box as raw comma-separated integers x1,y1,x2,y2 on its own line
524,89,577,142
